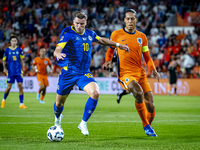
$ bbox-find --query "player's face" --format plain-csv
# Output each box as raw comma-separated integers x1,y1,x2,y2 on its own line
124,12,137,32
10,38,18,47
40,49,46,57
73,17,87,34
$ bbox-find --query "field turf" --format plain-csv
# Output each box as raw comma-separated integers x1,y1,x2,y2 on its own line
0,92,200,150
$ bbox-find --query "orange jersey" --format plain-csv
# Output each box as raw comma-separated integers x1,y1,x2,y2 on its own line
33,57,51,75
108,29,150,77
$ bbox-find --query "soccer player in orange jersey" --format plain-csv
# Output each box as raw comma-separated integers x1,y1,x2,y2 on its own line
33,48,52,104
103,9,160,137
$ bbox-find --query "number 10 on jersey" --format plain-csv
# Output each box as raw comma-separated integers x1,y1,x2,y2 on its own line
83,43,89,51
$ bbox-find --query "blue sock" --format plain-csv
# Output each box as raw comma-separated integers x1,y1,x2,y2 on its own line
4,93,8,100
54,102,64,118
82,97,98,122
19,95,23,103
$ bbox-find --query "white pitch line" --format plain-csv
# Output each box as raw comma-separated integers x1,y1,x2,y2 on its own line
0,120,199,125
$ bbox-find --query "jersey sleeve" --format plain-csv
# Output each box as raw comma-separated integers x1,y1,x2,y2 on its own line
91,31,100,42
3,48,8,61
142,34,149,53
57,33,70,49
19,48,24,59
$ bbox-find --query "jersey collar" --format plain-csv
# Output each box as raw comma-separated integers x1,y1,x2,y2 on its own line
9,46,17,50
123,28,136,34
71,25,85,35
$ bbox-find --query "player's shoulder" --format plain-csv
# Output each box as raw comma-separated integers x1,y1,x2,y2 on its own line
110,28,124,39
136,30,147,38
45,57,50,61
85,28,96,35
112,28,124,35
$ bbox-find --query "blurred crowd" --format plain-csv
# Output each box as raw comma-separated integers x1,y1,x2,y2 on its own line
0,0,200,78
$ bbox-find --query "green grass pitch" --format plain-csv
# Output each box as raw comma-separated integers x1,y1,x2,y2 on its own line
0,92,200,150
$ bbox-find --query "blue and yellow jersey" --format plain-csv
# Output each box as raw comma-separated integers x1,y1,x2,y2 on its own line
56,26,100,74
3,46,24,76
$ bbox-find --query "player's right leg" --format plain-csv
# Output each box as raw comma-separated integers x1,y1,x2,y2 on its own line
1,83,12,108
54,70,75,127
54,94,68,127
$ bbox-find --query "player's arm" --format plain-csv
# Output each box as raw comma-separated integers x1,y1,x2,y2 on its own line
96,37,129,53
2,50,7,74
54,46,66,60
143,51,160,82
102,47,115,70
2,60,7,74
20,58,24,74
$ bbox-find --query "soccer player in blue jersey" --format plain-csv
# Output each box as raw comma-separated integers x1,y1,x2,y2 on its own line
1,36,27,109
53,11,129,136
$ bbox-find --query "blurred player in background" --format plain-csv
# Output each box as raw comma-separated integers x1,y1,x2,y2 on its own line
1,36,27,109
103,9,160,137
32,48,52,104
108,50,130,103
53,11,129,136
167,55,178,96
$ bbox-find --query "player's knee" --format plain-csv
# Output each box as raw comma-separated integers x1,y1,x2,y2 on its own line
90,90,99,99
134,91,144,102
56,102,64,108
147,102,155,113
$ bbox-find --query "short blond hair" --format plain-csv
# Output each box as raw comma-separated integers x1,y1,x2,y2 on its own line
74,11,87,20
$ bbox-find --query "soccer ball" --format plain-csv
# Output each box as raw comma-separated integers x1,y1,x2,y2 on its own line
47,125,64,142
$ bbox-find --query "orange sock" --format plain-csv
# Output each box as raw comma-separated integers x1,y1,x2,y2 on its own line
40,95,44,101
135,101,149,127
147,110,155,126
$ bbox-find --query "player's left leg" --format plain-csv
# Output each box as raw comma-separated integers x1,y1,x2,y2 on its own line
18,82,27,109
54,94,68,127
39,86,46,104
144,91,155,126
39,76,49,104
78,81,99,136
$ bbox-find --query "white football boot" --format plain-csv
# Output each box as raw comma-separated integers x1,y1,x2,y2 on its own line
78,121,89,136
54,114,63,127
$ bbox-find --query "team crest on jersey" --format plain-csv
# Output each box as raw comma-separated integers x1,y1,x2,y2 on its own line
82,37,87,40
9,52,11,54
88,36,92,41
125,78,129,83
60,36,64,41
44,61,48,65
137,38,142,45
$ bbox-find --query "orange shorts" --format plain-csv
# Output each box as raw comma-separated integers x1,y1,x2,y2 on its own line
37,74,49,86
118,74,152,94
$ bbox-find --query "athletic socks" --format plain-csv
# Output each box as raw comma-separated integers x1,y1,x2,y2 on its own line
147,110,155,126
3,93,8,100
135,101,149,127
82,97,98,122
40,95,44,101
54,102,64,118
19,94,24,103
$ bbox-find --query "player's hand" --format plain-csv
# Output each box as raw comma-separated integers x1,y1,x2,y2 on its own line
102,61,111,70
55,52,66,60
152,69,160,82
119,44,129,53
3,68,8,74
35,69,40,73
